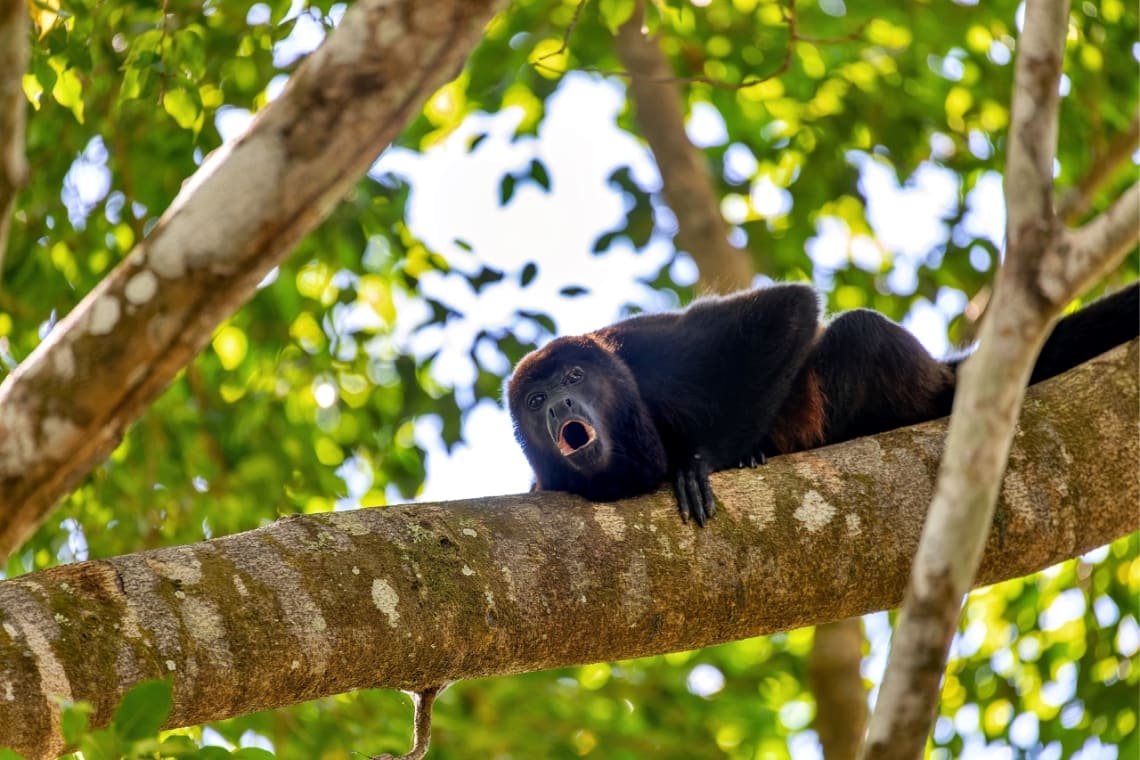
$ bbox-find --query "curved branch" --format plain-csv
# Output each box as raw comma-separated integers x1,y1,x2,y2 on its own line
1,341,1135,760
0,0,509,561
1050,181,1140,301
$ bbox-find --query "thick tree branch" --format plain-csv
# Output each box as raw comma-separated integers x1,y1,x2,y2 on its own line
0,0,29,279
0,0,508,562
1056,116,1140,224
863,1,1081,755
1,342,1136,760
614,2,753,293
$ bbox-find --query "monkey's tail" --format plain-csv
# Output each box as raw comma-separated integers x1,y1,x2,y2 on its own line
1029,281,1139,385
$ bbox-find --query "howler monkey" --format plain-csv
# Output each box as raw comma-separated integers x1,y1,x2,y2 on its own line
507,283,1139,526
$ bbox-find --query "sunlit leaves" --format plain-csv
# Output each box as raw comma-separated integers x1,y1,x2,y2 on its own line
48,58,83,123
598,0,636,34
162,87,203,132
212,325,249,371
28,0,66,38
22,73,44,110
529,38,570,79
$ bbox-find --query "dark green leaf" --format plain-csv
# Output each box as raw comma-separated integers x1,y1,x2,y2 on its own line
529,159,551,191
519,261,538,286
499,173,517,206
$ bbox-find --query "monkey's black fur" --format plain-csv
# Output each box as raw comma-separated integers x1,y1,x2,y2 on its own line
508,282,1139,525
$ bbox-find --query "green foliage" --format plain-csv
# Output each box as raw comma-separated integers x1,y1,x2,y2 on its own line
48,679,283,759
3,0,1137,757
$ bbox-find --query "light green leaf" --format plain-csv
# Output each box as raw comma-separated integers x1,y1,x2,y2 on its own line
50,65,84,123
599,0,636,34
163,87,202,131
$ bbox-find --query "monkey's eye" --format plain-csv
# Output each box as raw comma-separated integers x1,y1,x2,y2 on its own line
566,367,584,384
527,392,546,410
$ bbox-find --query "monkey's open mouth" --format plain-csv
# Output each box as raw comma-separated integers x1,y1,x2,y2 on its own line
558,419,597,456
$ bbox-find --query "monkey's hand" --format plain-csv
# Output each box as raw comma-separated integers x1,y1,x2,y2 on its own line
674,454,716,526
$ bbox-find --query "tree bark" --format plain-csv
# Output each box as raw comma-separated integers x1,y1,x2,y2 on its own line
0,0,29,279
1,341,1135,760
0,0,509,562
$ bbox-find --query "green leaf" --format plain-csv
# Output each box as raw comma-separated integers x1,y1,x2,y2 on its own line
163,87,202,131
111,679,173,742
529,159,551,191
469,266,505,293
499,173,517,206
49,65,84,123
598,0,636,34
79,728,124,760
270,0,293,24
60,700,94,745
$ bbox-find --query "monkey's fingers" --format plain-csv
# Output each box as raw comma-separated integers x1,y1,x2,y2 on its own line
673,470,694,524
677,456,715,526
699,470,716,520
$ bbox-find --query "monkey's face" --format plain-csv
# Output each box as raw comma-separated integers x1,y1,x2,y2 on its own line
516,364,609,473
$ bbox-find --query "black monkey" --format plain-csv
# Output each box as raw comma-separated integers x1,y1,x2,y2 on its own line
508,282,1139,525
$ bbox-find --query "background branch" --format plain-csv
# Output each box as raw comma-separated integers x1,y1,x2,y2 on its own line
1,341,1135,759
0,0,29,280
1056,116,1140,224
808,619,867,760
614,1,753,292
